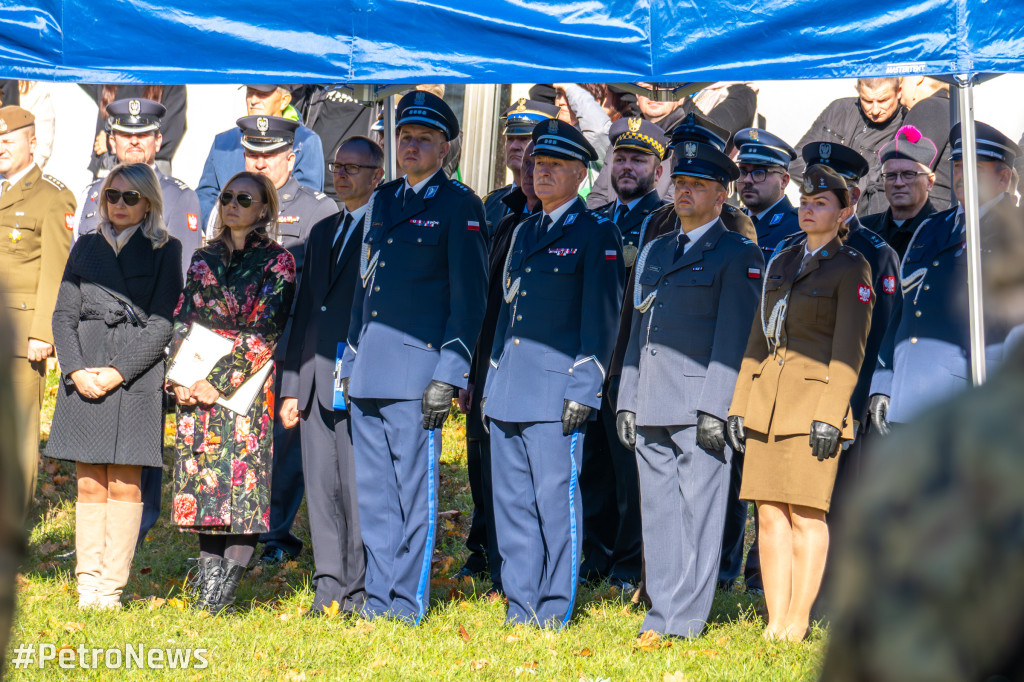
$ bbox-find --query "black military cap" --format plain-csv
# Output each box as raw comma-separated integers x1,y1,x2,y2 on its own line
950,120,1019,166
609,116,669,159
878,124,938,168
0,106,34,134
395,90,460,140
671,140,739,187
106,98,166,134
531,118,598,164
801,141,869,182
668,112,730,153
237,115,299,153
502,98,559,137
734,128,796,168
801,164,851,207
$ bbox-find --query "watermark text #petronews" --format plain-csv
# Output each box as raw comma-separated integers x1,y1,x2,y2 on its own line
11,642,209,670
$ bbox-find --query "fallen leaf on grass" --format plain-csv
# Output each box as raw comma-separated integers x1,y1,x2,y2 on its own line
505,634,521,643
53,475,71,486
282,671,306,681
663,672,687,682
714,635,730,646
148,597,167,610
43,460,59,476
470,659,488,670
36,562,58,572
63,621,85,633
515,661,540,675
167,598,186,611
682,649,720,659
38,542,61,555
322,601,340,618
139,566,153,575
438,509,462,521
432,555,456,576
369,659,388,669
458,623,471,642
634,630,671,652
40,483,56,498
577,648,593,657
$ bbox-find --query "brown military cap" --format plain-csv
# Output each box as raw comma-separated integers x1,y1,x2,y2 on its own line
0,106,35,135
802,163,851,207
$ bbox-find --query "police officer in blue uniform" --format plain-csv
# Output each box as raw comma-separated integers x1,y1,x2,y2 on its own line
482,98,558,236
733,128,800,260
72,97,200,545
870,121,1024,431
74,98,201,280
339,91,488,623
579,117,668,588
239,115,341,564
617,139,763,638
482,119,625,628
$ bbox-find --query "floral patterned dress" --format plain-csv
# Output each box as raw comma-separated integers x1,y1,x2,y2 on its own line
170,232,295,534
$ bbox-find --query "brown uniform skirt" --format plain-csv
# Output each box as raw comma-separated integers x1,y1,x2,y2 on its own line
739,423,842,512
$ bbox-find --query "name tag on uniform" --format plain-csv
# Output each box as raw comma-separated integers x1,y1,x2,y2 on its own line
279,216,300,224
333,342,347,410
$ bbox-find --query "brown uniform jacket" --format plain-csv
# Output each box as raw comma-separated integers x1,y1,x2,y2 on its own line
608,202,756,380
729,235,873,440
0,165,75,354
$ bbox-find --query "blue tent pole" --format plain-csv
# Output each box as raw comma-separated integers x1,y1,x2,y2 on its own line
955,76,986,386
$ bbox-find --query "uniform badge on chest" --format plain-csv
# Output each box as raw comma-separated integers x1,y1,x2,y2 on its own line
409,219,440,227
9,229,21,244
548,248,577,256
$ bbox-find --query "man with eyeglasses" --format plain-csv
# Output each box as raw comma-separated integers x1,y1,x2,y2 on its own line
239,114,339,567
861,126,938,258
279,136,385,615
0,106,76,510
74,98,201,281
732,128,800,261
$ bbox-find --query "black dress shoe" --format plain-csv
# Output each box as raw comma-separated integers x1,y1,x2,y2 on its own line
259,546,297,566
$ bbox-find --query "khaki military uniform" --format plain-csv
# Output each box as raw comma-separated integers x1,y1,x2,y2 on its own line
0,164,76,503
729,236,873,511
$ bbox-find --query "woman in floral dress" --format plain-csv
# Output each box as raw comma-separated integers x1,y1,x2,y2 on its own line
170,171,295,613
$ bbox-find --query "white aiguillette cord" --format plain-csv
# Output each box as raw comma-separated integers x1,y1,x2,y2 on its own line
632,213,660,314
359,190,379,288
760,252,789,354
501,218,530,304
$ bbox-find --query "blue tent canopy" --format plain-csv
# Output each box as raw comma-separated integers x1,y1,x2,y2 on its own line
2,0,1023,83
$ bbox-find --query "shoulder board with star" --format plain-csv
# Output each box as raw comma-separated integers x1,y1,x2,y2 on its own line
313,191,328,200
171,177,192,191
840,245,861,259
723,230,754,246
42,174,68,191
859,229,886,249
447,179,472,194
483,185,510,201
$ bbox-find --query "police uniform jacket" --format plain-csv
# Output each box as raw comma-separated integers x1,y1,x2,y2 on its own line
274,175,339,279
774,215,900,421
870,195,1021,423
608,202,756,381
0,165,75,353
195,125,325,228
340,170,488,400
466,188,532,441
75,170,201,279
483,183,515,239
280,211,361,413
730,237,874,440
618,221,763,426
751,194,800,261
595,189,668,268
860,199,936,259
483,197,625,423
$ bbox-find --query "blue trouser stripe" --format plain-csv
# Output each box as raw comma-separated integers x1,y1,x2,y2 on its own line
561,429,580,629
414,429,438,623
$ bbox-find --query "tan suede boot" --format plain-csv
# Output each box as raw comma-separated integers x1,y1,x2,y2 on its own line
75,502,107,609
94,499,143,609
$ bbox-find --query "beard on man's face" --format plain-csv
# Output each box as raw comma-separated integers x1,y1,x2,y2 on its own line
612,166,657,202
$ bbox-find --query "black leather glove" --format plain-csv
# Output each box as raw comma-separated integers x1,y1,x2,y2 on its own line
480,397,489,435
726,416,746,453
421,380,456,430
616,410,636,451
561,399,592,436
809,420,841,461
696,412,726,452
869,393,891,436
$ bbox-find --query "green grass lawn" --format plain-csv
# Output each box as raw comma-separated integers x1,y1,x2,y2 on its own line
6,370,826,680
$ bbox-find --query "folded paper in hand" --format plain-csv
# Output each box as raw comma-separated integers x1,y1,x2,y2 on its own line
166,323,273,415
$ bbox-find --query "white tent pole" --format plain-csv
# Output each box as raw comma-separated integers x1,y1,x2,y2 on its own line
383,94,398,182
956,76,986,386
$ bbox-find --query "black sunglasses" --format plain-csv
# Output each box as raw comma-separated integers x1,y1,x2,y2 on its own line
104,189,143,206
219,191,256,208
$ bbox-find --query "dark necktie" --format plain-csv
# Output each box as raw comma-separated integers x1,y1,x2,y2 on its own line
525,215,551,252
330,213,354,278
673,231,690,261
614,204,629,226
797,250,815,276
404,186,416,209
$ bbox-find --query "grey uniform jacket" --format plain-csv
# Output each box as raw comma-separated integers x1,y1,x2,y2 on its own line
618,220,764,426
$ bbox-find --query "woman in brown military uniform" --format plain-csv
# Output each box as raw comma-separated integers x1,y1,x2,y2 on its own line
727,164,874,641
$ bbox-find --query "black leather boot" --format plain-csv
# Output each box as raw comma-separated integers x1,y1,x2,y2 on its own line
210,558,247,614
195,557,224,612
